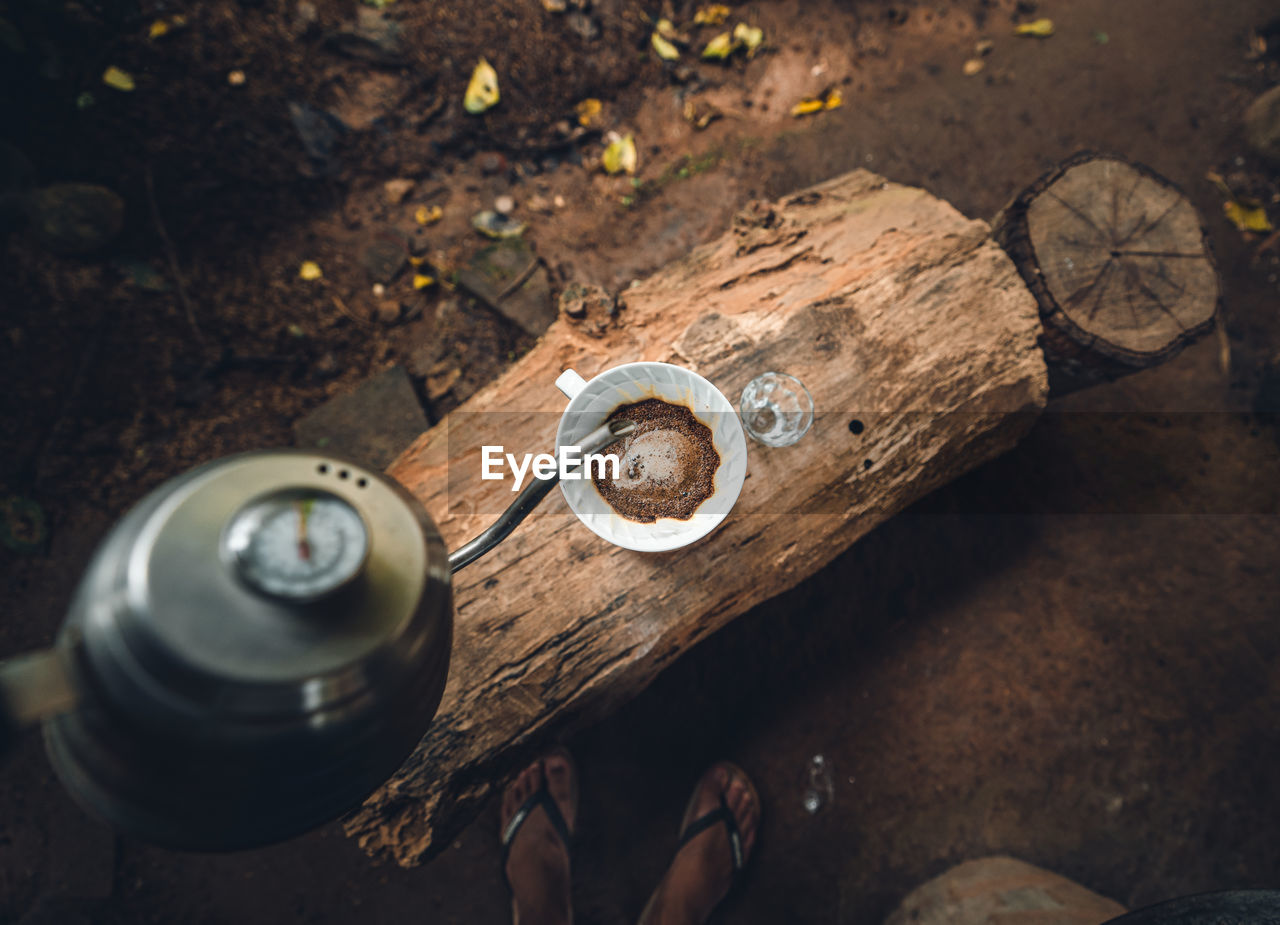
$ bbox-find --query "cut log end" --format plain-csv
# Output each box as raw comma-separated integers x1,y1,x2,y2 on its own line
994,153,1219,392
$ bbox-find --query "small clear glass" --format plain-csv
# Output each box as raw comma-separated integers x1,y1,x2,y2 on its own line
739,372,813,447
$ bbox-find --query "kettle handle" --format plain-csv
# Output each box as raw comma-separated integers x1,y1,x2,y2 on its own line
0,647,78,754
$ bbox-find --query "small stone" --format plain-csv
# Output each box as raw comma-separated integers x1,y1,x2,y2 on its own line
559,282,614,320
962,58,985,76
527,194,552,214
359,230,409,283
478,151,507,176
1244,85,1280,166
313,352,341,379
25,183,124,255
425,360,462,400
375,300,402,324
383,178,414,204
566,10,600,41
553,194,566,209
541,0,567,10
372,283,386,297
975,38,994,55
227,69,246,86
494,194,516,214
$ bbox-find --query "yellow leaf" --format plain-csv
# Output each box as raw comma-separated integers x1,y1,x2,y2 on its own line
298,261,323,281
415,205,443,225
652,31,681,60
790,98,824,117
823,88,843,110
575,97,602,126
1223,200,1273,233
102,66,135,92
464,57,499,114
733,22,763,57
602,134,637,175
412,274,436,290
655,18,684,41
1014,18,1054,37
701,31,734,59
148,19,169,39
693,4,730,25
408,255,427,266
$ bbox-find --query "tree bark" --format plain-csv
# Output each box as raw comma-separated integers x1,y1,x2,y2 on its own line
992,152,1219,394
340,166,1180,867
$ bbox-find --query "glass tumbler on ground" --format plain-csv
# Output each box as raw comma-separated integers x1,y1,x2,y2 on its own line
739,372,813,447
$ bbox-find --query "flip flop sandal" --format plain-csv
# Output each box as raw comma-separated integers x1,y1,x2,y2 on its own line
500,747,578,890
675,761,759,887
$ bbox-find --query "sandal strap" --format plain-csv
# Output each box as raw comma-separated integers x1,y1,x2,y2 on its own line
677,796,744,871
501,783,573,860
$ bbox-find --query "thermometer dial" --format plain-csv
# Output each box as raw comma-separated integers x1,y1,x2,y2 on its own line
224,489,369,601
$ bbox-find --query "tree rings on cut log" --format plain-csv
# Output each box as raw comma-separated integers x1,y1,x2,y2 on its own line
993,153,1219,390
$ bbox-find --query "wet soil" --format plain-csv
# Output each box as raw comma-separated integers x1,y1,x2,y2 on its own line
2,0,1280,922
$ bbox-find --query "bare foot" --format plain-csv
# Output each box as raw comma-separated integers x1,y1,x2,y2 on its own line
638,763,760,925
500,749,577,925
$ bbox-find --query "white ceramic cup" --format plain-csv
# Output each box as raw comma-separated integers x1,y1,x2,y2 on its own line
554,361,748,552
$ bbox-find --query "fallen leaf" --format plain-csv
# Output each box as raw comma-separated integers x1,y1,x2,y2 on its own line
412,274,436,289
1014,18,1054,37
655,18,687,43
701,31,734,59
652,31,681,60
1224,199,1273,233
791,88,842,117
733,22,763,57
102,66,136,92
575,97,602,126
148,19,169,39
299,260,323,280
464,57,499,114
602,133,637,175
693,4,730,26
415,204,443,225
963,58,985,76
682,98,723,130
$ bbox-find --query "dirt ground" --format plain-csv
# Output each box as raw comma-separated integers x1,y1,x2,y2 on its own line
2,0,1280,922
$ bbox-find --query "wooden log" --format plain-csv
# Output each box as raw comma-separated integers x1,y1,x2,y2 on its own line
342,169,1058,866
992,152,1219,394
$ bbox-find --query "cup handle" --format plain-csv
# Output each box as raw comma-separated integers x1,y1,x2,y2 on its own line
555,369,588,401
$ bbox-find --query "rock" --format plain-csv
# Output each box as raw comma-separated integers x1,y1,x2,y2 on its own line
375,300,403,324
566,10,600,40
558,282,615,321
25,183,124,255
478,151,507,176
1244,85,1280,165
384,178,415,204
322,8,406,66
288,101,346,177
494,194,515,214
425,360,462,401
455,238,555,335
313,352,341,379
293,366,427,469
359,230,409,283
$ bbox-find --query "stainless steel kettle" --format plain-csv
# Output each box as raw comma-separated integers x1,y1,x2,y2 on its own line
0,421,631,851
